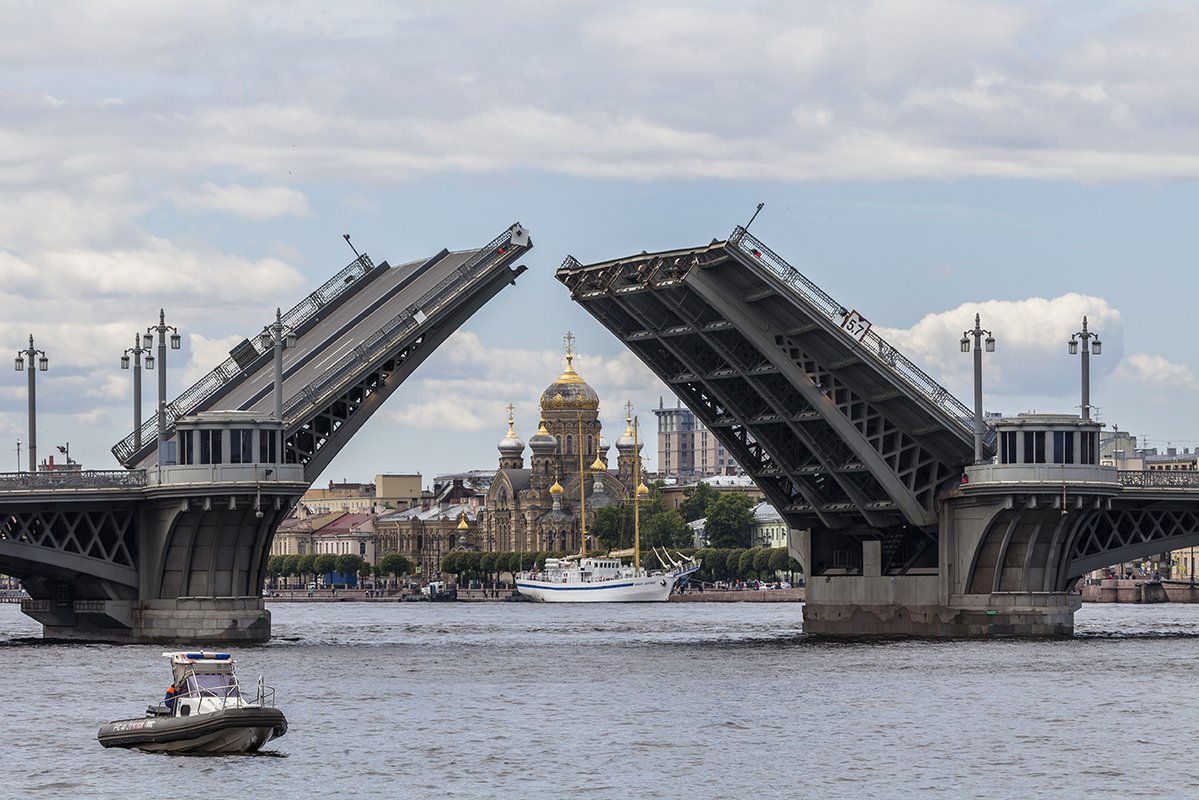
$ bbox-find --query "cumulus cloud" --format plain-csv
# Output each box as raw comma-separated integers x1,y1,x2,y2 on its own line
2,1,1199,186
1113,353,1199,392
878,293,1124,402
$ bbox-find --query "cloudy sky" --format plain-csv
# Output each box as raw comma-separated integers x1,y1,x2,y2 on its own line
2,0,1198,485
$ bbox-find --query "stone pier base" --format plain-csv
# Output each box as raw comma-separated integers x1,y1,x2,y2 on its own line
37,596,271,643
804,592,1081,638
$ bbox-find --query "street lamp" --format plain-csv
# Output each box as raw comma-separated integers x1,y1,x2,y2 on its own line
260,308,297,460
1068,316,1101,420
960,314,995,464
146,309,182,469
14,334,48,472
120,331,154,451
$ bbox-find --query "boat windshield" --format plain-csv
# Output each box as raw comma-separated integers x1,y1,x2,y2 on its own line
185,673,240,699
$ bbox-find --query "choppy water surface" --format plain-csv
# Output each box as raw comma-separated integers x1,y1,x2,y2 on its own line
3,601,1199,799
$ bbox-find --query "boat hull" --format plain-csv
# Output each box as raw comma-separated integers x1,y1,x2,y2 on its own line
516,569,694,603
97,706,287,754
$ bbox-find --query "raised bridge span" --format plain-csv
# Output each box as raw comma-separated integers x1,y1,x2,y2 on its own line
1,223,530,642
558,225,1199,636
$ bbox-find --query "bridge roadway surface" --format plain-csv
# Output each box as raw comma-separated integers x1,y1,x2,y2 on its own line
130,247,478,469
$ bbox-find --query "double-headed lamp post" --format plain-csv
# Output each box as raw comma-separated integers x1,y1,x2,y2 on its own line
1068,316,1102,420
14,335,49,472
120,331,155,451
145,310,182,469
960,314,996,464
260,308,297,458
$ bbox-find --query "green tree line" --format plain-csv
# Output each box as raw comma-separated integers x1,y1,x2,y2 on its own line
267,553,414,586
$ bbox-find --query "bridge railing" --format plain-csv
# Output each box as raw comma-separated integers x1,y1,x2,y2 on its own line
1118,470,1199,489
0,470,147,492
281,224,528,421
727,226,992,448
112,255,377,464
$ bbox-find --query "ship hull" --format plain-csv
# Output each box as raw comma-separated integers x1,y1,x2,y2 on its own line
515,567,697,603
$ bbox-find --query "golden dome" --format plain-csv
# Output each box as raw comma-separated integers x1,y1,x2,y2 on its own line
590,456,606,471
549,479,564,495
457,513,470,531
540,334,599,412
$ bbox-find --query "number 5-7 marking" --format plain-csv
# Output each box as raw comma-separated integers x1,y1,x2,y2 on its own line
840,310,871,342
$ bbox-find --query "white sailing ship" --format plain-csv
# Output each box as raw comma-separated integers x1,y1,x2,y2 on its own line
516,414,700,602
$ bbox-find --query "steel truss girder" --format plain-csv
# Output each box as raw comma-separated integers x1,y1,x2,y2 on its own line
649,286,894,527
685,265,943,528
1068,505,1199,580
0,505,139,588
962,499,1199,593
585,287,842,527
564,253,958,532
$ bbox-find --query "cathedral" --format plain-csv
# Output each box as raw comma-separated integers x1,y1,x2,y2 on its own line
481,334,644,553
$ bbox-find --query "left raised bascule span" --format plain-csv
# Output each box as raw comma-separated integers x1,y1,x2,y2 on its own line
0,223,532,642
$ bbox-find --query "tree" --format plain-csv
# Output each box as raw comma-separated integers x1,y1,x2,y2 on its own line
297,553,317,583
753,548,772,576
591,505,630,551
379,553,413,581
314,554,337,582
704,494,756,549
281,554,300,587
679,481,720,522
266,555,284,587
336,554,365,586
441,551,462,576
642,508,692,549
724,548,746,580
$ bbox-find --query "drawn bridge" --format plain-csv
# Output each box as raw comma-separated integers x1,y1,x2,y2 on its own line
0,224,531,642
557,226,1199,636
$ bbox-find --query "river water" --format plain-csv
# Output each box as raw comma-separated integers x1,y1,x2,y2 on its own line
3,600,1199,799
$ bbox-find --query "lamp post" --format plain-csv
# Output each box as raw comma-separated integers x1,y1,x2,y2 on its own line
960,314,995,464
14,335,48,472
120,331,154,451
145,309,182,469
1068,316,1102,420
260,308,297,460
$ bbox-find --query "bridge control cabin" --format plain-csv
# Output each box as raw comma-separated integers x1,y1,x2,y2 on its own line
151,410,305,487
962,413,1114,487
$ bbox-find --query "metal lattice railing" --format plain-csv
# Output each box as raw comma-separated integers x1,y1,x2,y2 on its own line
112,255,377,464
281,225,526,421
0,470,147,492
1117,470,1199,489
726,226,991,448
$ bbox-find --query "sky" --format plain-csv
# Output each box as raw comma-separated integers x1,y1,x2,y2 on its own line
2,0,1198,487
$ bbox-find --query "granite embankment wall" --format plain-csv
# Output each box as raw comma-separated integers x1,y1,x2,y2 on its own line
1079,579,1199,603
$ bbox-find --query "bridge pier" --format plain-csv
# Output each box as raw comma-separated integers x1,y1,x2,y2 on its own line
800,538,1082,637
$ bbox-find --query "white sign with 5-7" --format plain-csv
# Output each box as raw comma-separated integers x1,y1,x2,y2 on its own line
840,310,871,342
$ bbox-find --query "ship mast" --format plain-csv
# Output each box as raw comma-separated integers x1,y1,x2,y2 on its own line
632,414,646,576
578,412,587,558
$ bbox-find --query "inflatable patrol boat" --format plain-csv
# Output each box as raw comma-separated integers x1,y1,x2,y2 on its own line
97,651,287,754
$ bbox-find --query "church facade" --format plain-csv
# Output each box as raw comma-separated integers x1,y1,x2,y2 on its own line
481,335,644,554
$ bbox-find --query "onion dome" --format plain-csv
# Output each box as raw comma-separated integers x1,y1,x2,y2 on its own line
457,513,470,531
615,412,639,450
589,456,606,471
588,466,618,510
497,406,525,456
528,420,558,453
549,479,564,495
540,335,600,412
